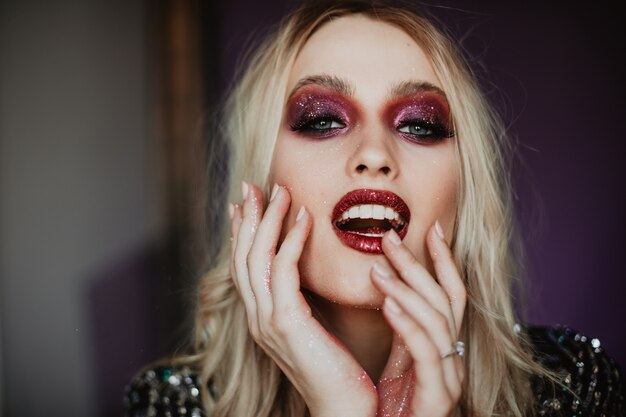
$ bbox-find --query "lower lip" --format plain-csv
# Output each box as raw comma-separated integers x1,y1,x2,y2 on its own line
332,226,408,254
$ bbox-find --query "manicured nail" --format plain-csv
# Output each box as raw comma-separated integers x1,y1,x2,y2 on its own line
435,220,445,239
387,229,401,245
296,206,306,221
228,203,234,219
270,183,279,201
385,297,402,315
241,181,249,200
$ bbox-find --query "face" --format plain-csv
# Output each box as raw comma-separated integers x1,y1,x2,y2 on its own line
269,15,459,308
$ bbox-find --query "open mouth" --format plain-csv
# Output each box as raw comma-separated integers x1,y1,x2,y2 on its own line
331,189,410,254
335,205,407,236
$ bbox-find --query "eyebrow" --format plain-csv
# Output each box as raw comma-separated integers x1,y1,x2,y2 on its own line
288,74,355,99
288,74,448,101
388,80,448,100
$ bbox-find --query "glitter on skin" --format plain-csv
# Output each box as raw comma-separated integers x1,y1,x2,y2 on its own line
287,88,354,139
376,369,416,417
250,192,259,233
263,260,272,294
385,92,454,144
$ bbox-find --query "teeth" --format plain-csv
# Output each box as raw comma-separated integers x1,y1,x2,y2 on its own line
359,205,373,219
360,232,385,237
372,205,385,220
340,204,403,222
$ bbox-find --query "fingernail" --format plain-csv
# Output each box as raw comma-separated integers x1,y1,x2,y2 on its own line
241,181,249,200
296,206,306,221
385,297,402,315
270,183,279,201
386,229,401,245
228,203,234,219
435,220,445,239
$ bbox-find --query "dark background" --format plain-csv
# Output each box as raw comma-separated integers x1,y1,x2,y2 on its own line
0,1,623,416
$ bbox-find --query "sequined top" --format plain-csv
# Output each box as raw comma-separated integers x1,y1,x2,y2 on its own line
124,325,624,416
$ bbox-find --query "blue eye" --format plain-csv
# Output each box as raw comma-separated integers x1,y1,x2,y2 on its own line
398,122,434,136
294,117,345,132
290,116,347,138
397,120,453,142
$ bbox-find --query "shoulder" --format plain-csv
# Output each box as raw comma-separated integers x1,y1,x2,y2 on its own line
124,364,206,417
525,324,625,416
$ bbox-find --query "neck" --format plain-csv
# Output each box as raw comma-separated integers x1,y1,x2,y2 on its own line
308,292,393,383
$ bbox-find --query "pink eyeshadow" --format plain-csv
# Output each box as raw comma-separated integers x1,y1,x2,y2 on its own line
286,87,354,128
386,92,453,132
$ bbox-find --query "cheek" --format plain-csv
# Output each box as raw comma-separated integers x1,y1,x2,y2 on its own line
403,151,459,262
270,134,345,203
269,134,345,232
406,145,458,206
425,158,459,211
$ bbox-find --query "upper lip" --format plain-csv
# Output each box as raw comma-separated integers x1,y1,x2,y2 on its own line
331,189,411,232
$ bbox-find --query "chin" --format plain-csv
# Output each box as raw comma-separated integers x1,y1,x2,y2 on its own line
299,255,385,309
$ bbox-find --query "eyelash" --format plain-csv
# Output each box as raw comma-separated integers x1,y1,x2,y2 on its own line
396,119,454,143
290,113,454,143
290,115,347,137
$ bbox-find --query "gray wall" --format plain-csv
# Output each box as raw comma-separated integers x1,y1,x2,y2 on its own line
0,1,161,416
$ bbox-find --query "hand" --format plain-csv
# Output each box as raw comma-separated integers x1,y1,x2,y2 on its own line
370,224,466,417
230,182,377,417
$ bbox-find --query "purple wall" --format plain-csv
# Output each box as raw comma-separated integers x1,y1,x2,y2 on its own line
210,1,626,366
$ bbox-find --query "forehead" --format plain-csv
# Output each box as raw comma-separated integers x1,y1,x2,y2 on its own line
287,14,441,95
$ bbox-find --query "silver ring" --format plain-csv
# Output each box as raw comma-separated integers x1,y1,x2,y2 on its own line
440,341,465,359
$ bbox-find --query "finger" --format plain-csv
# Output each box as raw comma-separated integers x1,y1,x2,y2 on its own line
229,202,243,293
381,229,457,340
372,263,452,352
427,221,467,337
231,199,268,340
382,297,455,414
244,183,287,318
271,205,313,319
372,265,462,398
233,181,264,326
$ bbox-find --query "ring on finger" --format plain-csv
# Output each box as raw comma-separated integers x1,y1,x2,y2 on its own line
440,341,465,359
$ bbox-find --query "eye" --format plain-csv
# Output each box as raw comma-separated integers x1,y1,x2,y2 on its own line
309,118,345,131
398,122,434,136
397,120,453,143
291,116,347,137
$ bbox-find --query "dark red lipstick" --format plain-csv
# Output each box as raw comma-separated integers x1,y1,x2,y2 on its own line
331,189,411,254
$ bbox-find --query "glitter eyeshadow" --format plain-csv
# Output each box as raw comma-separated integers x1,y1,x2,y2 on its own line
385,92,454,142
287,88,353,138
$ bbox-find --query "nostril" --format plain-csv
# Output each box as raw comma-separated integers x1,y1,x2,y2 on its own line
356,164,367,173
380,166,391,175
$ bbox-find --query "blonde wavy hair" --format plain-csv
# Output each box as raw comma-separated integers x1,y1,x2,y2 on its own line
179,1,554,416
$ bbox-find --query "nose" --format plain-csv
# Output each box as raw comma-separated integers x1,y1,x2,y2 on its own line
347,132,398,179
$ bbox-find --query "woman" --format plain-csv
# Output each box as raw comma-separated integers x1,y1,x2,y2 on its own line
125,1,624,416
